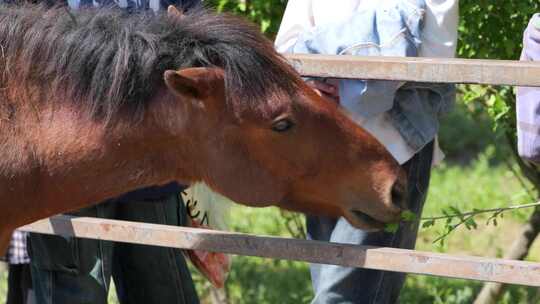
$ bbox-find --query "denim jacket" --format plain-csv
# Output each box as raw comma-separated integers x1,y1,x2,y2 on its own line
289,0,455,151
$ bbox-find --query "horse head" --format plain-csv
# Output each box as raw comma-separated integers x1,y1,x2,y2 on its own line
163,67,407,231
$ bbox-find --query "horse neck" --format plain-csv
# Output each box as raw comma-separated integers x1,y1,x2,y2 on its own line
0,92,202,229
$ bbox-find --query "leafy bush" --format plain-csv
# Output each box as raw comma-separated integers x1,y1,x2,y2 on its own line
457,1,540,156
459,1,540,60
204,0,287,37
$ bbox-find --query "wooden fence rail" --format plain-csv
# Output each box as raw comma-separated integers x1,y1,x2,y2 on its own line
285,54,540,87
20,216,540,287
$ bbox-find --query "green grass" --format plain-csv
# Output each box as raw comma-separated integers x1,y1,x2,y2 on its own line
424,148,533,219
402,275,540,304
0,264,6,302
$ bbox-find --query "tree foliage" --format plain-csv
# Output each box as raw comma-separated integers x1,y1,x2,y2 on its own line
458,1,539,130
459,1,540,60
458,1,540,196
205,0,287,38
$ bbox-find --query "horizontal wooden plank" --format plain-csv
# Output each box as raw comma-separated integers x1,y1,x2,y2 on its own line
285,54,540,87
20,216,540,287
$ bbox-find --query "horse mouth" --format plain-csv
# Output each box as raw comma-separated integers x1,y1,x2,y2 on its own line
346,210,387,231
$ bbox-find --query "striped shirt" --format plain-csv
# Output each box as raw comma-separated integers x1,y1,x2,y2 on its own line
4,230,30,265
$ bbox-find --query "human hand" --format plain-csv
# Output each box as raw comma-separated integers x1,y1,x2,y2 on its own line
306,79,340,104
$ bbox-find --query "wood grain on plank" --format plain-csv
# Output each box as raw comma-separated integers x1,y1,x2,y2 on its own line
21,216,540,287
286,54,540,87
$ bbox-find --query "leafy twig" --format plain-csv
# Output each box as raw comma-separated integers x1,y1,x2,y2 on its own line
419,201,540,221
431,214,477,244
416,200,540,244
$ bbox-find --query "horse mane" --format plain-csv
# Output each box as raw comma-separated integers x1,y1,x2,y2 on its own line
0,4,301,121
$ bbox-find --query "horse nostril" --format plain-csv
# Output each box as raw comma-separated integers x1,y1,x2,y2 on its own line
391,182,407,210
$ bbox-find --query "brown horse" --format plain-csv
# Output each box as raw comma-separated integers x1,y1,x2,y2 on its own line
0,5,407,253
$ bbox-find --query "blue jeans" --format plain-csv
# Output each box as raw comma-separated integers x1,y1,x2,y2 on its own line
307,141,434,304
28,194,199,304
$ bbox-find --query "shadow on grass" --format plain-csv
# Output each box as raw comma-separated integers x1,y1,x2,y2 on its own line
439,101,511,166
179,255,314,304
225,257,312,304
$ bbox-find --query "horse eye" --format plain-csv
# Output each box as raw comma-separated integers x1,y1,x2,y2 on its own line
272,118,294,132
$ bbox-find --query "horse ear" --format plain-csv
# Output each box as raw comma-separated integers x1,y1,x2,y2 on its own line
163,67,223,100
167,6,184,19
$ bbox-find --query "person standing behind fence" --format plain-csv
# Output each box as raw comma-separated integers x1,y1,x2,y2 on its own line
275,1,458,303
3,231,35,304
517,13,540,167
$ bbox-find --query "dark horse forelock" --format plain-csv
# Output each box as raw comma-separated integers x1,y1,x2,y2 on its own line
0,4,301,121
